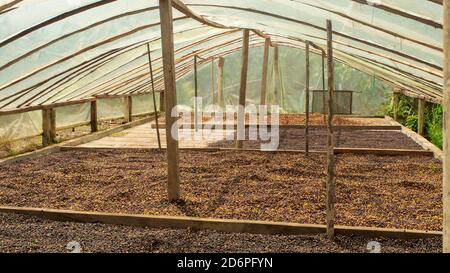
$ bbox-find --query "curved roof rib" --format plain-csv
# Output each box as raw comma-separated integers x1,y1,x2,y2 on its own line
0,0,445,113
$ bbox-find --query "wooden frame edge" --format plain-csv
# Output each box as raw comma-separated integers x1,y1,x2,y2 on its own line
0,206,441,239
59,146,434,157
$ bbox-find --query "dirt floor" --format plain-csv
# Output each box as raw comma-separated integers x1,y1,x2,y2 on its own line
209,128,423,150
0,212,441,253
0,149,442,231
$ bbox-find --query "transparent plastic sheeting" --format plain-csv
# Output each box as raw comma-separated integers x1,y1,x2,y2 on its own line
55,103,90,129
0,95,159,141
0,110,42,141
182,0,443,95
176,45,392,115
0,0,444,113
133,93,160,116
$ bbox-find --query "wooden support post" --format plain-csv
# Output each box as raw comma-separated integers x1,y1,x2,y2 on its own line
393,92,399,121
271,45,279,105
42,108,56,146
236,29,250,149
194,54,199,131
322,51,326,123
444,0,450,253
146,43,162,150
217,57,225,108
159,92,165,112
210,58,215,105
260,38,270,106
326,20,336,240
305,41,310,156
123,96,132,123
90,100,98,133
159,0,180,201
418,98,425,136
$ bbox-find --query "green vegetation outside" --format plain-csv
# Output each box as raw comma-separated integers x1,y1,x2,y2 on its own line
382,93,443,149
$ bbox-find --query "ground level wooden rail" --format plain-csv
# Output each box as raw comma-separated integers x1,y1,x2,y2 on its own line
334,148,434,156
0,206,441,239
151,124,402,131
60,146,434,157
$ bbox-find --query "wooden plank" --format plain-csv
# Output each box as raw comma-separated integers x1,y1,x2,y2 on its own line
0,105,42,116
418,98,425,136
322,50,326,123
146,43,162,149
159,91,165,112
260,38,270,106
42,108,56,146
217,57,225,108
0,206,441,239
271,45,279,105
159,0,181,202
335,225,441,239
236,29,250,149
326,20,336,240
194,54,199,132
444,0,450,253
334,148,433,156
393,92,400,121
210,58,215,104
61,146,433,157
305,41,310,156
123,96,132,123
90,100,98,132
151,123,402,131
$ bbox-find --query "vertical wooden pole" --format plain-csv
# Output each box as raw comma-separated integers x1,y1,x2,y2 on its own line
217,57,225,108
210,58,215,105
392,92,399,121
146,43,162,149
444,0,450,253
305,41,310,156
194,54,199,131
123,96,132,123
159,0,180,201
271,45,279,105
159,92,165,112
42,107,56,146
418,98,425,136
326,20,336,240
90,100,98,133
260,38,270,106
322,51,326,123
236,29,250,149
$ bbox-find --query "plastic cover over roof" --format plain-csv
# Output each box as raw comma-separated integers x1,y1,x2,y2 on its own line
0,0,444,112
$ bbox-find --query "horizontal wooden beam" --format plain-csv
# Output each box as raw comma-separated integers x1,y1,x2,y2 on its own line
0,206,441,239
0,91,164,116
151,123,402,131
334,148,434,156
60,146,433,157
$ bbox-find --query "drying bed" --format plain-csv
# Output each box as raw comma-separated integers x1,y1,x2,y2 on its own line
0,149,442,231
0,212,441,253
208,127,423,151
195,113,392,126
